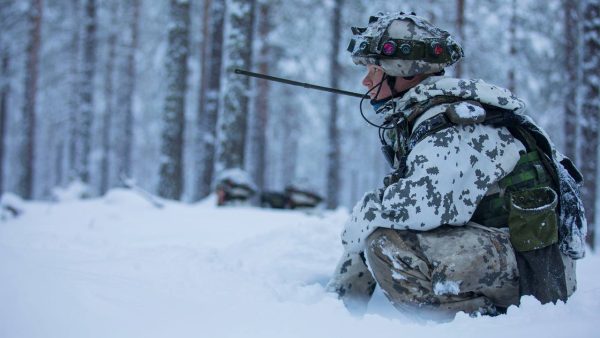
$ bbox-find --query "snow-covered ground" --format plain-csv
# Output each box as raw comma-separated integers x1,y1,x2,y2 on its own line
0,189,598,338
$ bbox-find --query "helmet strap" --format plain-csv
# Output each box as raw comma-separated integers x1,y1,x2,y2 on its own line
385,75,410,99
386,75,398,97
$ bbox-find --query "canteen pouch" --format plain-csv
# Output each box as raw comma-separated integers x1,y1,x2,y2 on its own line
508,186,567,303
508,187,558,252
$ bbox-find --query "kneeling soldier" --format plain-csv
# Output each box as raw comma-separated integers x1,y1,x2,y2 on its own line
327,12,587,321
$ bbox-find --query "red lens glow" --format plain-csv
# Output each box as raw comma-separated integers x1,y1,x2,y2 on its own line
382,41,396,56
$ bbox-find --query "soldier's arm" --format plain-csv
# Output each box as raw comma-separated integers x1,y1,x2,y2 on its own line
341,122,524,252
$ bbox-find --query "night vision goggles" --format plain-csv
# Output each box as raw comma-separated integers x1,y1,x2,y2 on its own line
347,36,458,64
347,12,464,77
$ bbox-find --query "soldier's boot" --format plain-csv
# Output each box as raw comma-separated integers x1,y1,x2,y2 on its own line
365,225,520,321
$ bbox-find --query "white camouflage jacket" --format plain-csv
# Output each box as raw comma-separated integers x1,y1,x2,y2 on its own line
327,76,529,303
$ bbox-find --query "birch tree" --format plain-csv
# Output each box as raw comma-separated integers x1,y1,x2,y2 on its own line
157,0,190,200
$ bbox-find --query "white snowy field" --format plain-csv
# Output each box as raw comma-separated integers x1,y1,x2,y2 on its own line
0,189,599,338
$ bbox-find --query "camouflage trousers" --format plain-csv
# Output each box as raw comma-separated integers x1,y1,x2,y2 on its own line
365,224,520,321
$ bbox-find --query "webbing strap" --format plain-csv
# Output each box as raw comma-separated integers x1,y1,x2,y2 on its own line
407,113,453,151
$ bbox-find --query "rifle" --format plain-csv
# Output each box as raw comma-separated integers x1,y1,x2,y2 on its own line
234,69,369,99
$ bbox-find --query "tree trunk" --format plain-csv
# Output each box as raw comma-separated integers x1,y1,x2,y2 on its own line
194,0,225,200
564,0,581,164
76,0,96,184
507,0,517,93
157,0,190,200
100,0,117,195
54,140,64,188
455,0,465,77
251,1,271,192
581,0,599,249
19,0,43,199
0,53,8,195
326,0,343,209
281,86,298,188
215,0,256,172
67,0,81,184
115,0,139,181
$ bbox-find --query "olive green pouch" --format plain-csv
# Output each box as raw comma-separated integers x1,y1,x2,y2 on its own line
508,187,558,252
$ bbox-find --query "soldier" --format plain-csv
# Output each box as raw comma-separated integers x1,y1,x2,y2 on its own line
214,168,256,206
327,12,587,321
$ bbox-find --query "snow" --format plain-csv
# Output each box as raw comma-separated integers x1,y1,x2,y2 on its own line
0,192,25,211
215,167,257,190
433,280,461,296
51,180,90,202
0,189,599,338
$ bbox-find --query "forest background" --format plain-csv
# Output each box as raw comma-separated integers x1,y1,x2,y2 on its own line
0,0,598,248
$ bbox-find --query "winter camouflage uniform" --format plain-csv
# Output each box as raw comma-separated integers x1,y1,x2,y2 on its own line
327,76,582,320
328,12,585,320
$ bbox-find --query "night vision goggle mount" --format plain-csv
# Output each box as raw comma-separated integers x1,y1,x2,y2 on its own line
347,36,458,64
347,13,462,65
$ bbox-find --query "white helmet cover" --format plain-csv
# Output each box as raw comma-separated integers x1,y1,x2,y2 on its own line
347,12,464,77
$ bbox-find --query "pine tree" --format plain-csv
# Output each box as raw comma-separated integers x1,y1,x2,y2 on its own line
326,0,343,209
250,0,272,192
76,0,96,185
157,0,191,200
18,0,43,199
564,0,581,163
215,0,256,172
115,0,140,182
507,0,517,93
455,0,465,77
280,86,298,187
67,0,81,184
0,52,8,195
581,0,599,249
194,0,225,200
100,0,118,195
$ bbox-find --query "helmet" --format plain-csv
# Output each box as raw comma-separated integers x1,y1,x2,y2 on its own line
347,12,464,77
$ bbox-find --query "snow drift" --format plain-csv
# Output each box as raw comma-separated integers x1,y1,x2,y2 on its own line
0,189,598,338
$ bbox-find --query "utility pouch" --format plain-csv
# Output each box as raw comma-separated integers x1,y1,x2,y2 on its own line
508,187,558,252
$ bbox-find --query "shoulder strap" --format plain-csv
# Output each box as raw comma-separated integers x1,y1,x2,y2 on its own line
407,113,453,151
406,99,489,151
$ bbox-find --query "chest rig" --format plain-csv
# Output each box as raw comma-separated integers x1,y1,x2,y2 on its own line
382,97,559,229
